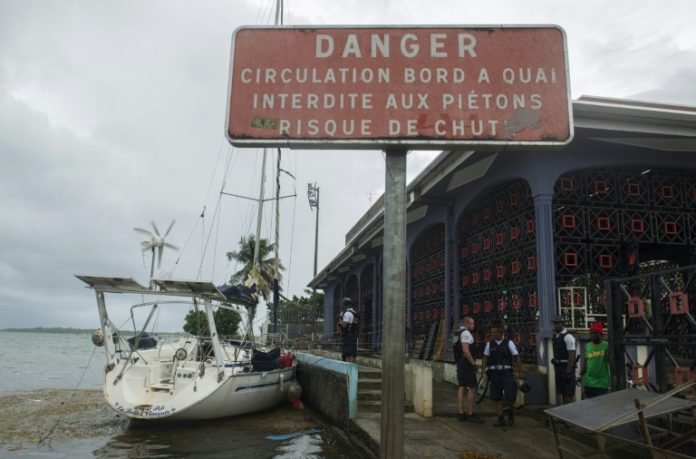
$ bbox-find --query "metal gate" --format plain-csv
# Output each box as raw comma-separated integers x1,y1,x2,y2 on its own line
605,264,696,392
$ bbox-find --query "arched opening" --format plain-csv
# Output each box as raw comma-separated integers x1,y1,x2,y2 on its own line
360,264,375,348
332,283,342,327
409,223,446,358
458,179,538,363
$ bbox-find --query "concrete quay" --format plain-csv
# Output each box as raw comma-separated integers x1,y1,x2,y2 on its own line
351,382,560,459
296,350,566,458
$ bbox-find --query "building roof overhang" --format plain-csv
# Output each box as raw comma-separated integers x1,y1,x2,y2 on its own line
308,96,696,289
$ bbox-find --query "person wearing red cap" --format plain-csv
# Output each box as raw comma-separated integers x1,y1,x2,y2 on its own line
577,322,611,398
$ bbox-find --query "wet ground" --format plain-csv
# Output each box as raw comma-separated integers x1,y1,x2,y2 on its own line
0,389,364,458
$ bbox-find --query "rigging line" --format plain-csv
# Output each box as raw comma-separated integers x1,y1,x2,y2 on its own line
38,344,98,444
196,147,235,280
264,0,275,24
285,150,298,293
203,135,228,210
284,0,291,24
220,258,233,285
211,149,236,281
197,193,223,280
241,149,262,238
151,305,161,334
171,215,201,274
200,209,206,278
255,0,270,24
211,197,223,280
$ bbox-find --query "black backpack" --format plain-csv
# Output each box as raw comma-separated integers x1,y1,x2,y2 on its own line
340,309,359,335
452,329,465,363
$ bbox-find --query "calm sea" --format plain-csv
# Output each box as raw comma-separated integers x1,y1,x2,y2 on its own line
0,331,103,394
0,331,364,459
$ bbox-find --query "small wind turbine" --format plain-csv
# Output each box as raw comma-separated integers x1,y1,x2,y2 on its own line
133,220,179,283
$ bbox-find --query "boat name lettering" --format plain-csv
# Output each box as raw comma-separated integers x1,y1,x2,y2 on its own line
113,403,177,418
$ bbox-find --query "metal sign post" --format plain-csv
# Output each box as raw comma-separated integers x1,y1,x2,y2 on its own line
381,148,407,459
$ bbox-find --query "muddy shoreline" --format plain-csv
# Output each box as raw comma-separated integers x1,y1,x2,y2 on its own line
0,389,357,458
0,389,125,452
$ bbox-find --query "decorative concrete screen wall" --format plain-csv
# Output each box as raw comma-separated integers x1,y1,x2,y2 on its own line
553,167,696,329
410,224,447,347
332,284,342,326
359,264,375,348
459,179,538,363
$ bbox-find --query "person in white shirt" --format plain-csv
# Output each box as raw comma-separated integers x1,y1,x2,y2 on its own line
337,297,359,362
482,324,525,427
453,316,484,424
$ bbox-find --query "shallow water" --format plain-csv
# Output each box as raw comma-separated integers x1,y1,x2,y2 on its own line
0,332,365,458
0,331,103,394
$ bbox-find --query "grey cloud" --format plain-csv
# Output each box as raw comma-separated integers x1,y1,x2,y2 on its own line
1,0,695,330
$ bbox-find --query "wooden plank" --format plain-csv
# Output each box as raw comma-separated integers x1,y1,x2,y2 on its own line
421,321,438,360
433,320,446,361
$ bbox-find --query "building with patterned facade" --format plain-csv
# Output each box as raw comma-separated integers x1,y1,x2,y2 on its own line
308,96,696,402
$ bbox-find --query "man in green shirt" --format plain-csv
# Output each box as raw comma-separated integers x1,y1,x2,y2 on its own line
577,322,611,398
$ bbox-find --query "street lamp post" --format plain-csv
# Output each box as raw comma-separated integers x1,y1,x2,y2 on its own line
307,183,320,278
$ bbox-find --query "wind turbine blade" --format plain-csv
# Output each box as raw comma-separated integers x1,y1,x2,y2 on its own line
164,242,180,251
151,221,161,236
157,246,163,268
133,227,153,237
164,219,175,237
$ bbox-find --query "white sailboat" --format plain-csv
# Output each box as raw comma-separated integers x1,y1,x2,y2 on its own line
76,147,296,421
75,145,296,421
75,275,296,421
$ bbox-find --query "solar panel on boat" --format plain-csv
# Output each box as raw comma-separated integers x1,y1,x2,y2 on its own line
74,275,146,291
151,279,225,299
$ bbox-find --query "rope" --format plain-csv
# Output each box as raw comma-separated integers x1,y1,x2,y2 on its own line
284,150,298,292
38,344,98,444
211,199,223,280
171,208,202,275
196,195,222,280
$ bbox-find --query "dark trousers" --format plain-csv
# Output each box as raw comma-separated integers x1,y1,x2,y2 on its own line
489,370,517,402
584,386,609,399
341,334,357,361
554,365,576,397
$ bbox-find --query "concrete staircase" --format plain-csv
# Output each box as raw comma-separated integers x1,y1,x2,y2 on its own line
357,366,413,414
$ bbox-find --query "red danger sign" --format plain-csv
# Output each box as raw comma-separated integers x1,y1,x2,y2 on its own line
226,26,572,149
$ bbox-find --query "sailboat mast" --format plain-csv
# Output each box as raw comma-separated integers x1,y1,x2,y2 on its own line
254,0,284,270
272,0,284,334
252,150,267,268
273,149,281,332
250,0,283,337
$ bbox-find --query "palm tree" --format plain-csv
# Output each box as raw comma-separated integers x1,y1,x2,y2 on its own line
226,235,284,301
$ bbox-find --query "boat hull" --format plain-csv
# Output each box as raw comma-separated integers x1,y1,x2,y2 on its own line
104,351,296,421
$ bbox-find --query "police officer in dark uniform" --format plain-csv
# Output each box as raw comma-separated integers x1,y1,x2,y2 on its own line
337,297,359,363
552,314,577,404
482,324,525,427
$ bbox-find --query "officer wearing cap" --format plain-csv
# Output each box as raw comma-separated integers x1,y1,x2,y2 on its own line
551,314,577,404
577,322,611,398
337,297,359,362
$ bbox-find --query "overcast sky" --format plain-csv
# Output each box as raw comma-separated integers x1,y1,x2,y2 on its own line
1,0,695,332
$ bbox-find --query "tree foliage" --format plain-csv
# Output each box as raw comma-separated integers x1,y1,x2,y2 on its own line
275,289,324,324
226,235,284,301
183,308,241,338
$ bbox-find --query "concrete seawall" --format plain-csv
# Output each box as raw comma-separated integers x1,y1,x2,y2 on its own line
295,352,358,428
